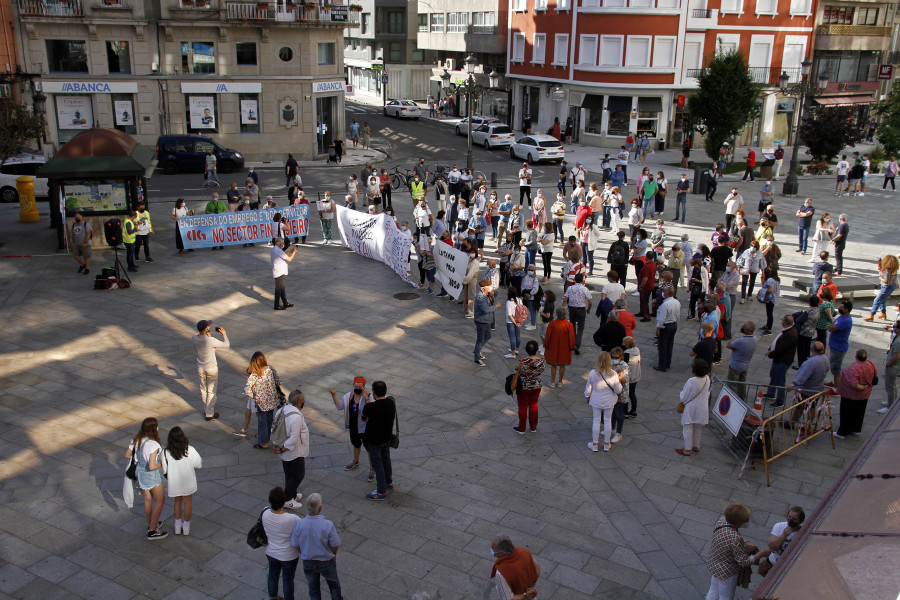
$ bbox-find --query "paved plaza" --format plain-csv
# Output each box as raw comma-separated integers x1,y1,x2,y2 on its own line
0,154,896,600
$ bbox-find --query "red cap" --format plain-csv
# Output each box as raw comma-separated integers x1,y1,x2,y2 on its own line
353,376,366,386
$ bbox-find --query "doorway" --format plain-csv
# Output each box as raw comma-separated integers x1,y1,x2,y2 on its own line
316,96,336,155
567,105,580,144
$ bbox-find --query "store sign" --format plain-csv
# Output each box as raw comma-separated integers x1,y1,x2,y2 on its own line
43,81,138,94
313,80,346,94
878,65,894,81
677,95,686,106
56,96,93,129
551,89,566,102
180,82,262,94
329,5,348,21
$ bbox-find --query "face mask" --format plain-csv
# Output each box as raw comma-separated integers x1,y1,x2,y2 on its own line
725,266,731,273
612,359,620,364
401,226,407,231
490,548,496,558
787,519,801,529
244,201,250,205
765,240,773,246
353,388,363,395
470,253,477,259
585,219,592,224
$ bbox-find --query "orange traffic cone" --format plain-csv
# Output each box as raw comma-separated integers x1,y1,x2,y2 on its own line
753,390,764,417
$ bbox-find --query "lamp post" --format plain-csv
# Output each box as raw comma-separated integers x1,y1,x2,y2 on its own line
440,54,487,171
779,58,829,196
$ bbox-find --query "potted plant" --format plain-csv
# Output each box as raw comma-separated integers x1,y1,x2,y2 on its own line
323,2,334,8
257,1,269,8
349,3,362,10
304,1,316,7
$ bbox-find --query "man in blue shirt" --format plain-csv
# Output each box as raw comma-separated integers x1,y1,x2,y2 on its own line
795,198,815,255
828,300,853,386
726,321,758,401
496,194,514,251
788,341,830,397
290,493,343,600
468,209,487,260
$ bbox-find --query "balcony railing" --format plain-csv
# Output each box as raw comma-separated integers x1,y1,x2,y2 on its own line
685,67,799,85
685,68,704,78
817,24,892,36
418,24,428,32
175,0,213,7
224,3,359,24
18,0,83,16
690,8,711,17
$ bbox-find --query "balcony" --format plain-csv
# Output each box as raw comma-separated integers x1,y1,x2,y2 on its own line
686,6,717,29
223,2,359,24
749,66,800,86
17,0,83,17
817,24,892,37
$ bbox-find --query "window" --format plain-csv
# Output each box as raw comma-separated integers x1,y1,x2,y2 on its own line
720,0,742,13
579,35,598,66
361,13,370,34
532,34,546,64
630,0,652,7
557,0,570,9
385,11,404,34
823,6,853,24
534,0,548,10
448,12,468,33
599,36,622,66
604,0,625,7
512,0,526,10
417,13,428,32
411,49,425,62
581,0,599,6
512,33,526,62
46,40,88,73
430,13,444,32
317,42,335,65
111,93,136,135
858,7,878,25
553,34,569,65
473,12,496,33
789,0,811,15
278,46,294,62
657,0,679,7
240,93,260,133
181,41,215,74
755,0,777,14
625,36,650,67
652,36,675,67
106,41,130,74
389,42,402,62
683,41,702,71
185,95,217,133
815,50,880,83
236,42,257,65
607,97,632,136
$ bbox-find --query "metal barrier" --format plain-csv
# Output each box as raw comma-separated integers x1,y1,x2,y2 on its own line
708,378,836,485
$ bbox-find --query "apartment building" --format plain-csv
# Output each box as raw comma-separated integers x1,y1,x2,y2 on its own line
508,0,817,148
14,0,356,159
0,0,21,100
344,0,432,101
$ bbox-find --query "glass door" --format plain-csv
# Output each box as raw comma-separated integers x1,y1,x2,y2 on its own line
315,96,335,155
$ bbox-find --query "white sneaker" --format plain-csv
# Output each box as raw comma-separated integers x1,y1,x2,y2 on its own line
611,433,622,444
882,401,889,407
525,325,536,330
587,442,599,452
285,499,303,510
857,192,864,197
174,519,182,535
876,407,888,414
294,493,303,502
504,353,517,359
631,291,640,296
182,521,190,536
538,345,545,355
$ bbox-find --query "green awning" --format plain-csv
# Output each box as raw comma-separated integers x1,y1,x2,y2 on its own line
38,144,154,178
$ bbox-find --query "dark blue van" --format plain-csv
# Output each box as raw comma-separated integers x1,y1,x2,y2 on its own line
155,135,244,175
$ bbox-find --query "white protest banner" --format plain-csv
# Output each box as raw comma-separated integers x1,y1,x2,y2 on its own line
432,241,468,300
334,205,413,285
177,205,309,249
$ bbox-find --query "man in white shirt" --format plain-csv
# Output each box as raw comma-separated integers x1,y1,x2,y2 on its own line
723,188,743,230
414,198,432,236
834,155,850,196
271,238,298,311
518,162,533,207
654,288,681,372
569,161,586,189
617,146,629,184
600,271,626,305
766,506,805,566
274,389,310,509
447,164,462,198
192,320,229,421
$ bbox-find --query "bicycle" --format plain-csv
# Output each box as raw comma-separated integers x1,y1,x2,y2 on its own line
390,166,414,191
428,164,449,186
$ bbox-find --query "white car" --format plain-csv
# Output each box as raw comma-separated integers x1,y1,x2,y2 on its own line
455,116,498,135
471,123,515,149
384,99,421,119
509,134,565,163
0,153,48,202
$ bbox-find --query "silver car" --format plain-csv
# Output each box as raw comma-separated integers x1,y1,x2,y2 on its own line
384,99,421,119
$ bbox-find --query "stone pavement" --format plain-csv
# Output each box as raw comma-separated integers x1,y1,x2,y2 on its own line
0,161,895,600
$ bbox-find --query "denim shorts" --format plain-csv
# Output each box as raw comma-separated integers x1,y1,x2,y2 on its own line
829,348,847,376
137,464,162,490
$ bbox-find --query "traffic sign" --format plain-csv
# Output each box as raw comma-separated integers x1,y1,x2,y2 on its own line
381,74,388,84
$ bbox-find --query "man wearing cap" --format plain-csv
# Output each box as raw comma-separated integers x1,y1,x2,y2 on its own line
205,193,227,250
192,321,229,421
569,161,585,191
271,238,298,311
329,379,375,482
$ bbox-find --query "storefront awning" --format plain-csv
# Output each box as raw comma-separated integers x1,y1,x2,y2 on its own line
607,96,632,112
638,97,663,112
581,94,604,110
814,96,876,106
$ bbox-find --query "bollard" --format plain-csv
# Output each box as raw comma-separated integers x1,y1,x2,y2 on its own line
16,176,39,223
491,172,498,187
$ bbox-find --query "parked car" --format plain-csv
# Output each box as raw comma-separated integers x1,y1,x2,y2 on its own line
471,123,516,149
455,116,498,135
509,134,566,163
0,153,48,202
384,99,421,119
155,134,245,175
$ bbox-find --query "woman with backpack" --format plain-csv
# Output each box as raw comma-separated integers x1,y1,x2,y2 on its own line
261,487,301,600
126,417,168,540
244,351,284,450
505,287,527,359
162,426,202,536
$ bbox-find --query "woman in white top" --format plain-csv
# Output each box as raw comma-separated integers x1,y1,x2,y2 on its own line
505,287,525,358
584,352,625,452
170,198,191,253
608,187,623,234
261,487,301,600
808,213,835,263
628,199,644,243
162,426,202,536
676,359,712,456
533,189,547,232
366,174,380,210
125,417,168,540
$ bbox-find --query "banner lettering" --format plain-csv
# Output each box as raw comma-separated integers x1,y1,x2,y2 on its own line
334,205,413,286
432,241,468,300
177,206,309,249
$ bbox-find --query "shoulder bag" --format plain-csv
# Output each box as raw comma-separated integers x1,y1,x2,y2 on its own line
271,368,287,408
505,359,525,396
677,377,709,413
125,448,137,481
389,397,400,449
246,508,269,549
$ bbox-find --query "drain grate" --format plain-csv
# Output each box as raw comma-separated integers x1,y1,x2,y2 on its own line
393,292,420,301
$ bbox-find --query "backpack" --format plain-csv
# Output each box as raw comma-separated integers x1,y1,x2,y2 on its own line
792,309,808,332
270,407,293,447
610,242,627,265
513,301,528,325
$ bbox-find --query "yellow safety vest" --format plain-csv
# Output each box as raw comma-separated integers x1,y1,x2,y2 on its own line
410,180,425,200
122,218,137,244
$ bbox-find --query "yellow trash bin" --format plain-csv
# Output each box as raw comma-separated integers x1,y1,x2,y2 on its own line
17,176,39,223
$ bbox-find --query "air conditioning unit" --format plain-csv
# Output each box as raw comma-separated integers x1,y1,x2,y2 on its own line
445,58,456,71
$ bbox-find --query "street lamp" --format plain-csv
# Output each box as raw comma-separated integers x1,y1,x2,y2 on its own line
451,53,487,171
779,58,828,196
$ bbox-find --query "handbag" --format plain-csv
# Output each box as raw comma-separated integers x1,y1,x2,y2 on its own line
504,359,525,396
677,377,709,413
125,448,138,481
246,508,269,549
758,556,772,576
389,397,400,449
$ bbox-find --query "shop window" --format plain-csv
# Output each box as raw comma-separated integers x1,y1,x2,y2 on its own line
240,93,260,133
46,40,89,73
181,41,216,74
318,43,335,65
636,112,657,137
236,42,257,66
185,94,218,133
56,95,93,143
106,41,131,74
584,105,603,134
278,47,294,62
607,111,629,136
111,93,136,135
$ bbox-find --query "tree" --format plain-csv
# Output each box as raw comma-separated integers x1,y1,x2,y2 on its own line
0,97,46,161
688,46,762,161
799,106,863,162
874,80,900,155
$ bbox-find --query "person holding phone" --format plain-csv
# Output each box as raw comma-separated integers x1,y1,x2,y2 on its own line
192,320,229,421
